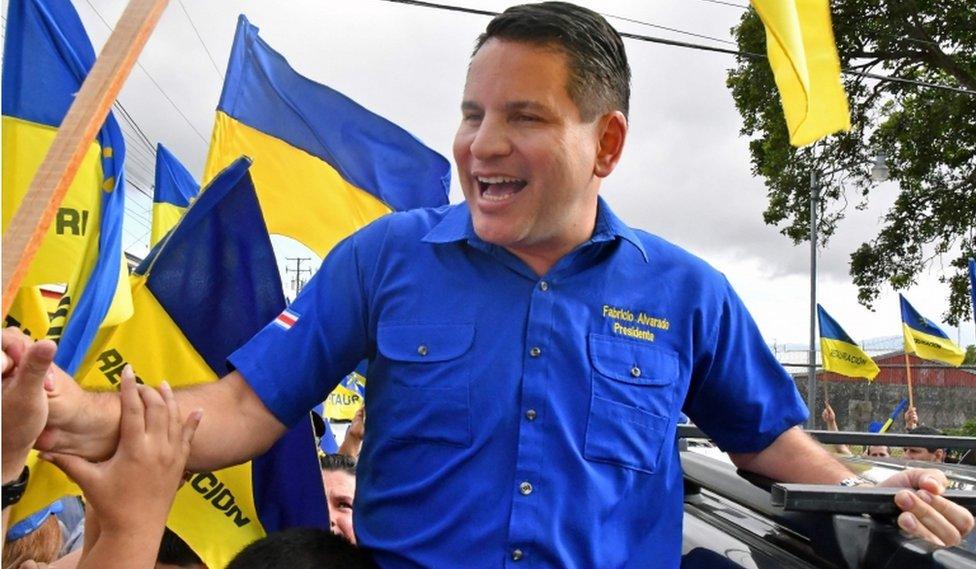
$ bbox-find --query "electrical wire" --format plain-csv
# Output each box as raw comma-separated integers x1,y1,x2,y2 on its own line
602,12,737,46
81,0,211,146
176,0,224,79
694,0,749,9
375,0,976,96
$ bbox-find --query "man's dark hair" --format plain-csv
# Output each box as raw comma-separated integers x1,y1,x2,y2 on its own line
158,527,204,567
320,452,357,475
908,426,946,453
473,2,630,120
225,528,376,569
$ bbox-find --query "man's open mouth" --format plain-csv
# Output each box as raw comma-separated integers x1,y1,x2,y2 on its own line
477,176,528,202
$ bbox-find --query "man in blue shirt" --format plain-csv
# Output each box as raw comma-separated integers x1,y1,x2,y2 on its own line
24,2,974,567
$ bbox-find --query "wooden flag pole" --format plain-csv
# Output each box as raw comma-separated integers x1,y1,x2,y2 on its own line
904,352,915,409
1,0,170,317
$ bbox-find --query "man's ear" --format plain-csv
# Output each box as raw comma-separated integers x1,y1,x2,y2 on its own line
594,110,628,178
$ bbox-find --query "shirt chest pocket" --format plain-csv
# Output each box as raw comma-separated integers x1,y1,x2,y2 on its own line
584,334,678,474
377,323,475,447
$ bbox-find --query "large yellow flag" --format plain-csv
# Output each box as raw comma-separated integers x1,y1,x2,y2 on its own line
751,0,851,146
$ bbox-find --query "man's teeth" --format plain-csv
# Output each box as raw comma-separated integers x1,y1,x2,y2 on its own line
478,176,524,184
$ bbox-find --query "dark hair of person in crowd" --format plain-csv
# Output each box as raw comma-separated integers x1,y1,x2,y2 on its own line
908,426,946,453
2,515,61,568
225,528,376,569
157,527,206,569
473,1,631,120
320,452,357,475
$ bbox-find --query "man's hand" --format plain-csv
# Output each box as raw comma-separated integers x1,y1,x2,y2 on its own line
33,358,121,462
42,367,202,532
905,406,920,430
2,328,56,483
879,468,975,546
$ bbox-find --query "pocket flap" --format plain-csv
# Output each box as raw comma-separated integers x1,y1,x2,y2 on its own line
588,333,677,385
378,323,475,362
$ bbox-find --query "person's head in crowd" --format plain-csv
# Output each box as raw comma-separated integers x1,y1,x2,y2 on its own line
866,445,890,458
2,504,63,569
904,426,946,462
320,453,357,545
156,527,207,569
225,528,375,569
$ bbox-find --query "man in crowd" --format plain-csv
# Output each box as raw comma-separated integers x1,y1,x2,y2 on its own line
16,3,973,567
320,454,357,545
904,426,947,463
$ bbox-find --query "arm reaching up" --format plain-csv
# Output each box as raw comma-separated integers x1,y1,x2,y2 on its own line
43,368,201,569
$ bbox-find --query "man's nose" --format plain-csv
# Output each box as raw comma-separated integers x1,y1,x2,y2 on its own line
470,117,511,160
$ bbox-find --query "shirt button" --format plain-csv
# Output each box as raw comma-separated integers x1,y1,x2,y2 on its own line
417,344,428,356
630,366,641,378
539,280,549,291
529,347,542,357
525,409,537,421
511,549,524,561
519,481,533,495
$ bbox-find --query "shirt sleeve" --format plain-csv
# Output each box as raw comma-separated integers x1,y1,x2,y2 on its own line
228,234,371,428
683,277,809,453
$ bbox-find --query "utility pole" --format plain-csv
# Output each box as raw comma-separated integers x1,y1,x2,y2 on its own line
285,257,312,295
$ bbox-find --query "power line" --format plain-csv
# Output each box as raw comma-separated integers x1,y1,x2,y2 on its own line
375,0,976,96
176,0,223,79
115,101,157,154
81,0,211,146
694,0,749,9
603,12,737,46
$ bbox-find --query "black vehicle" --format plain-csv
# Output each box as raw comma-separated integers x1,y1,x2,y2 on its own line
680,427,976,568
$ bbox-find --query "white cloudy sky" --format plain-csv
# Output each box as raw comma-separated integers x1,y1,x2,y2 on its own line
41,0,975,348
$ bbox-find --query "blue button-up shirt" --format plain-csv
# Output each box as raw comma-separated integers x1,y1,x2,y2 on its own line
231,199,808,568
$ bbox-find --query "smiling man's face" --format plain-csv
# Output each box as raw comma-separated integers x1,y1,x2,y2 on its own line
453,39,609,268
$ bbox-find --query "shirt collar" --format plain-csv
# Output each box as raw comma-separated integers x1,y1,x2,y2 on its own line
421,198,648,262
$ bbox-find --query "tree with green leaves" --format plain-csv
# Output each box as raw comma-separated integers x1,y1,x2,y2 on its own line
727,1,975,324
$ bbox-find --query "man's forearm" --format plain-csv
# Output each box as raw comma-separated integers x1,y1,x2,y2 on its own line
174,373,287,471
729,426,856,484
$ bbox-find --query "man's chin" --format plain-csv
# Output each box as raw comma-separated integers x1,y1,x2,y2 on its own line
471,217,518,247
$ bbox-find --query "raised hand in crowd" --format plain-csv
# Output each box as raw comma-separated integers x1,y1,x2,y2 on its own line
41,367,202,569
338,406,366,459
820,403,851,456
905,406,920,430
2,327,57,548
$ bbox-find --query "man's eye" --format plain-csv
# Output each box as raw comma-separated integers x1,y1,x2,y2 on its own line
515,114,539,122
463,113,483,123
339,502,353,511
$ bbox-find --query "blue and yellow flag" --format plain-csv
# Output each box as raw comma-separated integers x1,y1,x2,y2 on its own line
151,143,199,247
750,0,851,146
900,294,965,367
1,0,132,372
15,159,328,567
817,304,879,380
325,360,367,422
203,14,450,259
